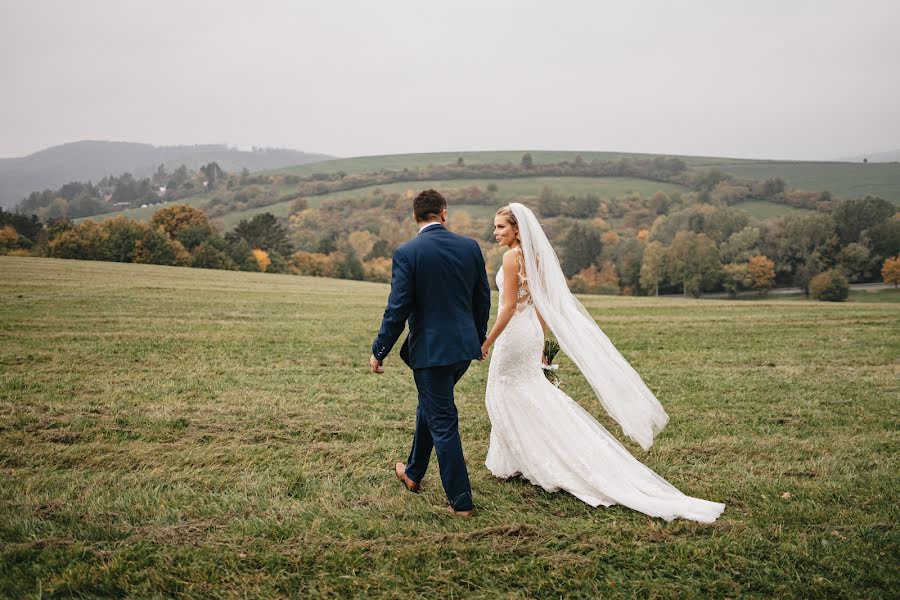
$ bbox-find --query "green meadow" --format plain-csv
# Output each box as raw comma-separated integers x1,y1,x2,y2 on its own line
1,257,898,598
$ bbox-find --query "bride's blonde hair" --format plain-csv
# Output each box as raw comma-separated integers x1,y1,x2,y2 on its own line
496,205,529,297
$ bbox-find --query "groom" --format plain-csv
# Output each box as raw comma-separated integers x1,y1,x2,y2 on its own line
370,189,491,516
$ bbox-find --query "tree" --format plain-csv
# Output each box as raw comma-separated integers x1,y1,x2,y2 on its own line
722,263,751,298
228,213,293,256
0,225,19,251
521,152,534,170
838,242,872,282
47,221,107,261
192,242,237,270
252,248,271,272
866,219,900,264
881,255,900,287
333,249,364,280
809,269,849,302
561,224,602,277
133,225,186,265
200,162,225,189
152,204,210,236
597,261,620,290
153,163,168,185
101,216,146,262
831,196,896,245
720,226,761,264
747,255,776,295
613,237,643,292
346,230,376,260
666,231,722,297
639,241,666,296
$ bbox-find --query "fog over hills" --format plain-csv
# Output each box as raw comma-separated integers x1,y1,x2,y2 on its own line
0,140,334,209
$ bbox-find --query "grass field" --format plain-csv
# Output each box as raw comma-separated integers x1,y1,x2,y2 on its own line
1,257,898,598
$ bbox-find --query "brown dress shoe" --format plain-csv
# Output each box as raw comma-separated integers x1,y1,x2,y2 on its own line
447,505,474,517
395,462,420,493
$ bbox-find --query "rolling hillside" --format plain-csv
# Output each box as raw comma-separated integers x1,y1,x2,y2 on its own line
75,149,900,229
0,140,334,210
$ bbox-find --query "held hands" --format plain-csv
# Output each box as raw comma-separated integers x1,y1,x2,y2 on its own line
369,354,384,374
480,341,492,361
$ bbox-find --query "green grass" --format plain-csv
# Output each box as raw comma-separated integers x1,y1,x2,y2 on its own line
705,161,900,206
847,288,900,303
1,256,898,598
732,199,812,220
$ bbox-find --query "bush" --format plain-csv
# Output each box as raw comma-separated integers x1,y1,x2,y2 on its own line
809,269,849,302
192,242,237,270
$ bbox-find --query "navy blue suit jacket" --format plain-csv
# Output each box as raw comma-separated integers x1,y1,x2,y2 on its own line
372,224,491,370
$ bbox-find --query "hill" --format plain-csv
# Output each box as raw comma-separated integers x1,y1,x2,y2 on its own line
0,256,896,597
271,151,900,205
73,149,900,230
837,148,900,163
0,140,334,210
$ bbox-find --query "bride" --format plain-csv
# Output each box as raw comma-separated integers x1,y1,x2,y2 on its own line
479,203,725,523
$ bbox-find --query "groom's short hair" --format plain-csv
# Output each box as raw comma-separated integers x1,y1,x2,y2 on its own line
413,189,447,222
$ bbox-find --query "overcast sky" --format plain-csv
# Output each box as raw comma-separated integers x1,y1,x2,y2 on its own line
1,0,898,160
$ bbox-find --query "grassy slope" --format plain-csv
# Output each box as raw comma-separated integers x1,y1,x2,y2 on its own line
214,176,690,229
272,151,900,204
1,257,897,598
80,150,900,227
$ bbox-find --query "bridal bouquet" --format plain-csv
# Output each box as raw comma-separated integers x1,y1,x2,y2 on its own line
542,339,561,387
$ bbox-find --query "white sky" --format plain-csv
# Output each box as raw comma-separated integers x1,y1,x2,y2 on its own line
1,0,898,160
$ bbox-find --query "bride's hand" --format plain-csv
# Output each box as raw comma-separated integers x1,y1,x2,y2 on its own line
480,341,491,361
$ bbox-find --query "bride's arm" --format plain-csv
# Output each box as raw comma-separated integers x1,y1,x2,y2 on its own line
481,250,519,356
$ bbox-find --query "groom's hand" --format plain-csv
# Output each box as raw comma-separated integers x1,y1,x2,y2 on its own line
369,354,384,374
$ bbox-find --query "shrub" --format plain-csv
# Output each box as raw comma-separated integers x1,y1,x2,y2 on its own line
809,269,849,302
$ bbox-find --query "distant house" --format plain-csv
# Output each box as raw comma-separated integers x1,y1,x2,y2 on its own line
156,186,167,196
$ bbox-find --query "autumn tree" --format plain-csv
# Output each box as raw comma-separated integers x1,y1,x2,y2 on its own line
809,269,849,302
881,255,900,287
0,225,19,251
747,255,776,295
252,248,271,272
152,204,210,236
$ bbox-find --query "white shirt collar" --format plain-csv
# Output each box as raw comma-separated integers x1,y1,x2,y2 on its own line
418,221,442,233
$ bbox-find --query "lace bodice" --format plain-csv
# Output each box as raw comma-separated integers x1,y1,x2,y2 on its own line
496,249,533,314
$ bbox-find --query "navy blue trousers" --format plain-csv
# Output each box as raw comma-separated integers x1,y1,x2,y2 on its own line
405,360,473,511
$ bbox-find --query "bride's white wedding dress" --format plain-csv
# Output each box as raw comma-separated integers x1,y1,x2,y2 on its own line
484,263,725,523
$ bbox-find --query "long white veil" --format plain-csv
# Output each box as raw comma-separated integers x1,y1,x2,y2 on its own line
510,202,669,450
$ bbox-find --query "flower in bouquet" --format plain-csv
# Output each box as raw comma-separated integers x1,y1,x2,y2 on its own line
542,339,561,387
